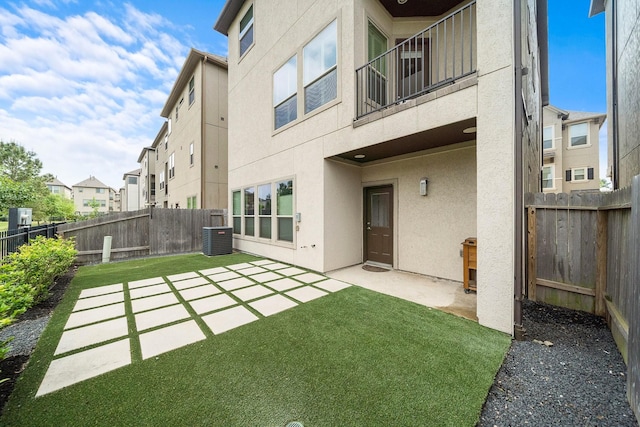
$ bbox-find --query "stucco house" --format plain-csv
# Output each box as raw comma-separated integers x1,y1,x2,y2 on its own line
71,176,111,216
137,147,156,208
542,105,606,193
214,0,548,335
153,48,229,210
121,168,141,212
46,177,72,199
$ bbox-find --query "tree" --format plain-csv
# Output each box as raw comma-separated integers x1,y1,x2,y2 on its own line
87,198,101,218
37,194,75,221
0,141,43,182
600,178,612,191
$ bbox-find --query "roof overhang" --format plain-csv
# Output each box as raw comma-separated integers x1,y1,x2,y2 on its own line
160,48,227,118
214,0,245,35
537,0,550,106
589,0,605,17
151,121,169,149
137,146,155,163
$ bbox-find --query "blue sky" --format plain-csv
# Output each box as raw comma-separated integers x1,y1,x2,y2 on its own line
0,1,606,189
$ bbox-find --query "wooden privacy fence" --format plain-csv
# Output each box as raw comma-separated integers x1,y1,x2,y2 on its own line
57,208,227,264
526,178,640,422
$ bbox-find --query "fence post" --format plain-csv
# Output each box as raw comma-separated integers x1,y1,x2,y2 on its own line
628,175,640,422
527,206,537,301
595,210,607,317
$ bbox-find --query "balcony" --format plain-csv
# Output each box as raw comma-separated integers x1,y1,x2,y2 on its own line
355,1,476,120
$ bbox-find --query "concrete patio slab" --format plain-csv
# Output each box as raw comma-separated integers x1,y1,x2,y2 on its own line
179,284,222,301
248,271,283,283
129,283,172,299
265,278,303,292
128,277,165,289
36,339,131,397
231,285,273,302
167,272,200,282
55,317,128,355
207,271,241,282
313,279,351,292
73,292,124,312
276,267,306,276
293,272,326,284
262,262,290,270
134,304,191,331
199,266,229,276
189,293,237,315
285,286,328,303
64,303,125,330
238,266,267,276
202,306,259,335
250,260,274,266
216,277,254,291
249,294,297,317
226,262,253,270
171,276,210,290
79,283,123,299
139,320,206,360
131,293,180,314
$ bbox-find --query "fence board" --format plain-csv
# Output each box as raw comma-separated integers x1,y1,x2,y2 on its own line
629,176,640,422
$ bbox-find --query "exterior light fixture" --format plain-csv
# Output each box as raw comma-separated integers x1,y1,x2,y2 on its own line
398,0,408,4
420,177,428,196
463,126,477,134
354,154,366,159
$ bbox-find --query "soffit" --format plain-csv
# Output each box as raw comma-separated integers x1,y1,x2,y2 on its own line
378,0,466,17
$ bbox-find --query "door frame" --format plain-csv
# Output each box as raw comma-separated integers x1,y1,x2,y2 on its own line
363,181,397,268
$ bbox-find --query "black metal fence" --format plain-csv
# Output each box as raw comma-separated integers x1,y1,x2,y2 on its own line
0,223,64,261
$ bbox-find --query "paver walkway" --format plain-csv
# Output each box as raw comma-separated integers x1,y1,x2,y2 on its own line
36,259,350,397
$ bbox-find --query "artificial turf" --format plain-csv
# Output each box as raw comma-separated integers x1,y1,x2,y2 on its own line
1,253,511,426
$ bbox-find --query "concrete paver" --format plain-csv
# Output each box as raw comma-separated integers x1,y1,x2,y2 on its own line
216,277,254,291
207,271,240,282
232,285,273,302
73,292,124,312
266,278,303,292
293,272,326,284
238,266,267,276
276,267,306,276
167,272,200,282
55,317,128,355
139,320,205,360
129,283,171,299
263,262,290,270
79,283,123,299
65,303,125,330
250,260,274,266
128,277,165,289
249,271,282,283
37,339,131,397
179,284,221,301
134,304,191,331
285,286,328,303
199,266,228,276
202,306,259,335
171,276,210,290
249,294,297,317
226,262,253,270
189,293,237,315
131,293,180,314
313,279,351,292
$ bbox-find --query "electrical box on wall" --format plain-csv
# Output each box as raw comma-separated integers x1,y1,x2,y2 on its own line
295,213,301,222
420,178,429,196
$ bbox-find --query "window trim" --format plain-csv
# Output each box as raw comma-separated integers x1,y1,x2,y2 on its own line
568,122,590,149
189,76,195,106
542,165,554,190
168,153,175,179
543,125,554,150
273,55,298,130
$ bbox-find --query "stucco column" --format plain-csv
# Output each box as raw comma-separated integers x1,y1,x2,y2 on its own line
475,0,516,334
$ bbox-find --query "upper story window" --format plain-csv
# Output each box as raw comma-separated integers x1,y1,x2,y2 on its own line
164,134,168,150
542,165,554,189
169,153,175,179
543,126,554,150
367,21,388,106
175,105,179,122
303,20,337,114
96,188,105,194
239,5,254,57
189,142,194,165
274,56,297,129
189,76,195,105
128,176,137,185
569,123,588,147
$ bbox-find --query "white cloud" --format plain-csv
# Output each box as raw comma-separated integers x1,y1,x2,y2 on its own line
0,2,192,189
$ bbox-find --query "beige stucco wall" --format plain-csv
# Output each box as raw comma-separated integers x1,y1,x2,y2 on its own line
542,107,564,192
475,0,516,334
561,120,601,191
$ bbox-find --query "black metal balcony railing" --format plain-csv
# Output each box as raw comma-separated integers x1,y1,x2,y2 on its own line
356,1,477,119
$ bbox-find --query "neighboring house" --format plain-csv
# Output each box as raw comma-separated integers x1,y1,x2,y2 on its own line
121,169,141,211
154,48,229,210
137,147,156,208
590,0,640,189
542,105,606,193
71,176,110,216
215,0,548,334
46,177,72,199
110,188,120,212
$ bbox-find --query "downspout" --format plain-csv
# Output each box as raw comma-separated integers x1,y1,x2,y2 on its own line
611,1,619,189
513,0,525,340
201,56,208,208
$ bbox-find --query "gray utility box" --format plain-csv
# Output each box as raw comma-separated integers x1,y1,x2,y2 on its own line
203,227,232,256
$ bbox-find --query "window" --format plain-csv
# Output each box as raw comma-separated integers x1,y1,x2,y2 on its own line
169,153,175,179
232,191,241,234
168,118,172,135
367,21,387,105
128,176,137,185
566,167,594,182
175,105,179,122
277,179,293,242
258,184,271,238
303,20,337,113
569,123,588,147
542,166,554,189
164,134,168,150
239,5,254,57
159,171,165,190
543,126,553,150
78,188,83,192
244,187,255,236
96,188,105,194
189,76,195,105
189,143,194,166
187,195,197,209
274,56,297,129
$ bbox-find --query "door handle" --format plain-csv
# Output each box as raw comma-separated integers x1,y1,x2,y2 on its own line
367,227,371,230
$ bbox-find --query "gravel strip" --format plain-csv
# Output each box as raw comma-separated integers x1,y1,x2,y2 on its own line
479,300,638,426
0,316,52,358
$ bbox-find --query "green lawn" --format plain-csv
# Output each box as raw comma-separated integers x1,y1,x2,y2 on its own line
0,221,7,232
1,253,510,426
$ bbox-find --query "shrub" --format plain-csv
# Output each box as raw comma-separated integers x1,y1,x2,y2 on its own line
0,236,76,329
